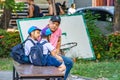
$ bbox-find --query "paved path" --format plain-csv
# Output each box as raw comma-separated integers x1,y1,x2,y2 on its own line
0,71,12,80
0,71,92,80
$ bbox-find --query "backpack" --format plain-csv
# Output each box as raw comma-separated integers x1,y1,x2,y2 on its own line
55,3,62,15
29,39,48,66
10,39,31,64
33,4,40,17
55,3,65,15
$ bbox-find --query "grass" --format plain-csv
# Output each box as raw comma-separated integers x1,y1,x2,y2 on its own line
71,60,120,80
0,58,120,80
0,58,13,71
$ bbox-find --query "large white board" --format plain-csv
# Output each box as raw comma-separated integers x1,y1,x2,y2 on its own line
17,15,95,59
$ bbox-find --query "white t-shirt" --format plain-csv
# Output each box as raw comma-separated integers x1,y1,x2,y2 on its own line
24,38,38,56
68,8,76,15
40,39,55,55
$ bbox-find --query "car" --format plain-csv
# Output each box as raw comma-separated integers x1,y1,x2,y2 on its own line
75,6,114,22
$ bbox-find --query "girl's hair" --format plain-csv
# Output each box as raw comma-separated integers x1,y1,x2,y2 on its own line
41,34,51,42
71,3,75,8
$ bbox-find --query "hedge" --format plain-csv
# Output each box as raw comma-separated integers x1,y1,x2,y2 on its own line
0,29,20,57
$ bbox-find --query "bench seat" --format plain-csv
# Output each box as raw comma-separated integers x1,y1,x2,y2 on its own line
13,62,64,80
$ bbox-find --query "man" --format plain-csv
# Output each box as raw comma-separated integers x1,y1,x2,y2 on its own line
45,0,65,16
27,0,40,18
45,15,73,80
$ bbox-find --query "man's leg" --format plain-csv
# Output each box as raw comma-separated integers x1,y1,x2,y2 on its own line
61,56,74,80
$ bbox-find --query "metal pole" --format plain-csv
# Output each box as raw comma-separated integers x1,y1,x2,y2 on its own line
52,0,56,15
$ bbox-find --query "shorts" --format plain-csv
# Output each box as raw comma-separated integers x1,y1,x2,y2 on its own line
46,55,62,67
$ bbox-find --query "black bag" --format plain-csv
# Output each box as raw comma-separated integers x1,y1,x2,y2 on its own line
33,4,40,17
10,39,30,64
29,39,48,66
55,3,61,15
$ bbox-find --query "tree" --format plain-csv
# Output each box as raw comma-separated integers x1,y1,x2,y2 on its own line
113,0,120,32
0,0,24,29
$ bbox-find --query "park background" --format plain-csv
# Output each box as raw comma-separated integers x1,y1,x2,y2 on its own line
0,0,120,80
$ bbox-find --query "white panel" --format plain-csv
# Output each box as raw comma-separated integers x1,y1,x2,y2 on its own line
17,15,95,59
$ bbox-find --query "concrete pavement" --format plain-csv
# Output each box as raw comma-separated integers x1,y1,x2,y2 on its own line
0,71,12,80
0,71,92,80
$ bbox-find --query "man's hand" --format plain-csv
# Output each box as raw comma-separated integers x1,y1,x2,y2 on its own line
57,55,63,62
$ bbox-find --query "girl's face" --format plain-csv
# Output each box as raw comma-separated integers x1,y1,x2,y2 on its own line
71,3,76,9
31,30,41,41
49,21,60,32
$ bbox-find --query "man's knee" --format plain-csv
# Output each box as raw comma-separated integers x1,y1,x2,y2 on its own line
62,56,74,67
68,58,74,68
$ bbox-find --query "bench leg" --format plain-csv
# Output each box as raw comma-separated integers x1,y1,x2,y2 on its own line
13,66,16,80
46,78,55,80
16,72,19,80
46,78,50,80
13,66,19,80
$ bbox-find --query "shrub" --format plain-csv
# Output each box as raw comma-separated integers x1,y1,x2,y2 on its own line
105,32,120,60
0,29,20,57
84,11,107,60
84,11,120,61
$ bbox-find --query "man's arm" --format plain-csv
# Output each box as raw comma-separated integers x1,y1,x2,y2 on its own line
56,36,61,54
27,5,34,18
51,48,63,62
45,4,53,16
59,5,65,15
48,42,63,62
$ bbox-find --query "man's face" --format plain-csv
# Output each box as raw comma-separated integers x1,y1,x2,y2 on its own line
31,30,41,41
49,21,60,32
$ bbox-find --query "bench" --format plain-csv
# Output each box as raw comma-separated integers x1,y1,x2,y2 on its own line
13,62,64,80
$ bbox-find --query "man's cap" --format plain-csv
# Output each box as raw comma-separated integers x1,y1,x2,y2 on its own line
41,27,52,36
28,26,41,34
50,15,61,23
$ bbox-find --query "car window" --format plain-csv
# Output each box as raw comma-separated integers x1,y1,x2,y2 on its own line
91,9,113,21
76,9,84,14
76,8,93,16
75,8,113,22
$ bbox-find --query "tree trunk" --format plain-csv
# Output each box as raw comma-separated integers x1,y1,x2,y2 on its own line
0,8,11,29
113,0,120,32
